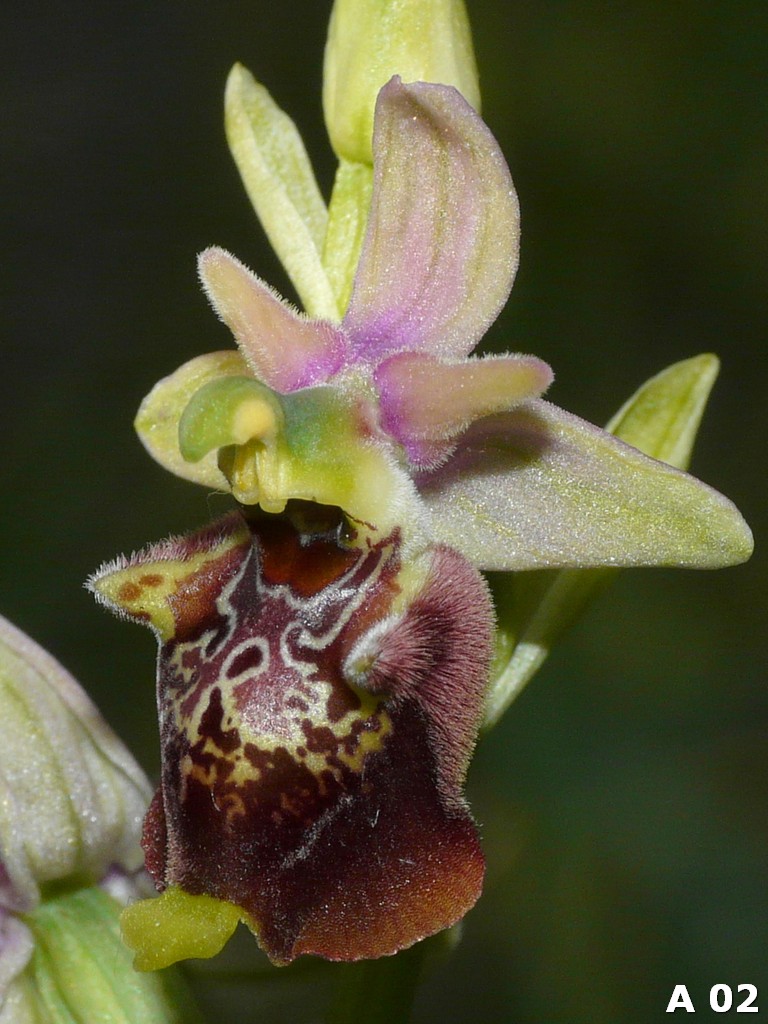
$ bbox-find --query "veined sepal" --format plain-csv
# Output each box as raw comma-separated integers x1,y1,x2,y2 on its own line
483,354,753,727
225,63,338,321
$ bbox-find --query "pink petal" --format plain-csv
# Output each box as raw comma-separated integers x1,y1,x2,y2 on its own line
375,352,553,467
199,247,348,392
343,78,520,362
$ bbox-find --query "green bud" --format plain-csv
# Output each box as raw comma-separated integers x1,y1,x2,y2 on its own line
323,0,481,164
0,615,151,911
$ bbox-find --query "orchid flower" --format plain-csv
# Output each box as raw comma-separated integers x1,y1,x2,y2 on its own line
90,0,752,976
0,614,186,1022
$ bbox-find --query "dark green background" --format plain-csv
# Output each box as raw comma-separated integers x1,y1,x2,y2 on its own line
1,2,765,1021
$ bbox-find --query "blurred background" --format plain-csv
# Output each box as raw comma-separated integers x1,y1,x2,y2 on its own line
1,1,765,1021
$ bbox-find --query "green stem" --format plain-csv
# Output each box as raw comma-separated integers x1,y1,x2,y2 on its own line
326,943,427,1024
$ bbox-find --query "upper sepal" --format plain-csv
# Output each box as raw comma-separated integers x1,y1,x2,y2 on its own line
343,79,520,363
225,63,338,320
417,398,754,571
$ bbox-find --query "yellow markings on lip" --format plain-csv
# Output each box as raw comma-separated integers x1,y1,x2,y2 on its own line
388,550,432,618
179,696,392,802
328,691,393,774
92,529,249,641
181,751,248,823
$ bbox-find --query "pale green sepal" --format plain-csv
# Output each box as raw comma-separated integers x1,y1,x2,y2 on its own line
23,887,199,1023
323,0,480,164
135,350,248,490
423,395,752,571
225,63,339,320
483,354,741,728
323,159,374,316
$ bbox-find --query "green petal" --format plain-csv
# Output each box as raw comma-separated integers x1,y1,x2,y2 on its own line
483,354,753,727
225,63,339,320
134,350,247,489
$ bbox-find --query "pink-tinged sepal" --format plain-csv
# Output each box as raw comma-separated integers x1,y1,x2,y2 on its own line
343,78,520,362
92,505,493,965
415,399,754,571
375,351,553,468
199,247,348,391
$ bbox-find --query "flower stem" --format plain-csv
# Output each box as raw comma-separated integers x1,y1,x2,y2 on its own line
326,943,427,1024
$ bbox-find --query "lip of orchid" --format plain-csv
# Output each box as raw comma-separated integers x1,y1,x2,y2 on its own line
89,503,493,967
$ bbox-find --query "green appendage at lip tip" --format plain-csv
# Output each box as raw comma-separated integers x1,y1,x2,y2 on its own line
121,887,245,972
